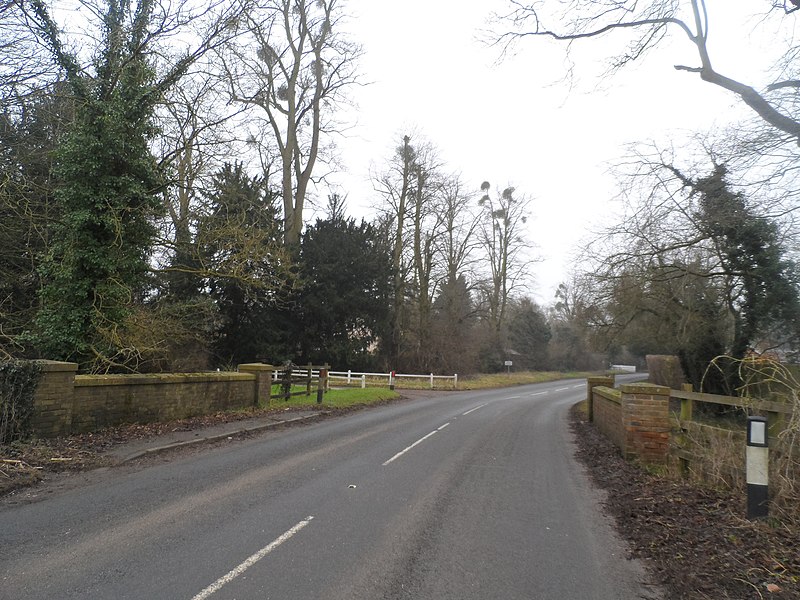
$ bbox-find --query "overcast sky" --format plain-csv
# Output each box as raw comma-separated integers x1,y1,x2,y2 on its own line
325,0,778,303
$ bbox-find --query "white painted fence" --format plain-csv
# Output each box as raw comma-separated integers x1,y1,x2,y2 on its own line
268,366,458,390
328,370,458,390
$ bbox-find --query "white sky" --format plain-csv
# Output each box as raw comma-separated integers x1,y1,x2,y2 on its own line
325,0,781,304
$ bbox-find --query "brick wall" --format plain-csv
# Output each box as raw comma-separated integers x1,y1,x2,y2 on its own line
589,380,670,465
30,361,272,437
620,383,670,464
30,361,78,437
70,372,257,433
592,385,623,450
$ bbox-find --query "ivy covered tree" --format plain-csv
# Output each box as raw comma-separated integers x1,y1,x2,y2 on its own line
30,1,166,369
23,0,239,371
690,165,800,360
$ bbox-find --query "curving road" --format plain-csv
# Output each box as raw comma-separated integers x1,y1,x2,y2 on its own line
0,378,661,600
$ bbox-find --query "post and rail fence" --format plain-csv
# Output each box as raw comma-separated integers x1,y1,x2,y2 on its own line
587,376,798,519
325,370,458,390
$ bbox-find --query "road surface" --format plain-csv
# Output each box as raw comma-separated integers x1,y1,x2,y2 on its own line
1,378,660,599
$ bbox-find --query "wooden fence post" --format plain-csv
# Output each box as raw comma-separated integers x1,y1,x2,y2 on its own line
680,383,694,421
677,383,694,477
317,365,328,404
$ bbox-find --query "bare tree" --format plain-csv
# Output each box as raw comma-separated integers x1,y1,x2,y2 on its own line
220,0,361,249
372,135,415,367
494,1,800,142
476,181,534,332
154,67,247,299
434,175,481,291
585,146,800,388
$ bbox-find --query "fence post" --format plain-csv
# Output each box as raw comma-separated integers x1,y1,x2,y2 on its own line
454,374,458,390
317,365,328,404
306,363,313,396
430,373,434,389
680,383,693,421
361,374,366,389
347,369,352,384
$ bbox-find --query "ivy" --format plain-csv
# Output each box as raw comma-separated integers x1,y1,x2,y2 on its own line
0,360,42,444
31,1,164,371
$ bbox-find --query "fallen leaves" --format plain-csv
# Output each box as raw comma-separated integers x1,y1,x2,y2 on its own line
570,404,800,599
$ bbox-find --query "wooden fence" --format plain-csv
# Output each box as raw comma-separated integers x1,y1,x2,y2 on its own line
270,363,329,403
327,370,458,390
670,383,797,481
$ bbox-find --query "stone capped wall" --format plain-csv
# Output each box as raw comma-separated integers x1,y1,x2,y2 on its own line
30,361,268,437
589,380,671,465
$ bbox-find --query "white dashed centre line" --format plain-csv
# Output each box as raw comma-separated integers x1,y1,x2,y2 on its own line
531,391,548,396
383,423,450,466
190,516,314,600
462,403,488,416
555,387,570,392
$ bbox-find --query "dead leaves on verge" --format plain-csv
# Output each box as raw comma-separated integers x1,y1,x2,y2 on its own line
569,407,799,599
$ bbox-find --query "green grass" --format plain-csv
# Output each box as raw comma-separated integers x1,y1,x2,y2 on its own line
456,370,599,390
267,386,400,409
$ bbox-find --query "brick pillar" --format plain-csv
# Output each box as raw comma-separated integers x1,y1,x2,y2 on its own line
586,376,615,423
238,363,274,406
620,383,671,465
31,360,78,438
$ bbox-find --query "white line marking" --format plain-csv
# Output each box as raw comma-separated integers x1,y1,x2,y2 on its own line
190,516,314,600
555,387,570,392
531,391,548,396
383,423,450,466
572,384,584,389
505,395,521,400
462,403,487,416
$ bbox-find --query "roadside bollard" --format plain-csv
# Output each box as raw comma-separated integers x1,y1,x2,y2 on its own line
746,416,769,520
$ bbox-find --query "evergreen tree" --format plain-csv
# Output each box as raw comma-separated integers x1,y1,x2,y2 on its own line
507,297,551,370
299,211,392,370
198,162,293,366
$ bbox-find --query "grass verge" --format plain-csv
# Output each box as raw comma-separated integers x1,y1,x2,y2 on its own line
456,370,598,390
268,386,401,409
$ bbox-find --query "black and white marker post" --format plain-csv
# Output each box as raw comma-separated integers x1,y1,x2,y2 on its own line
746,416,769,520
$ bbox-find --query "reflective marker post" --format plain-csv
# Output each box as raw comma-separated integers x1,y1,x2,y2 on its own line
746,416,769,520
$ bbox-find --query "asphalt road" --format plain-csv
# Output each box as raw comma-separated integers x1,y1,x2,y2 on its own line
1,378,661,600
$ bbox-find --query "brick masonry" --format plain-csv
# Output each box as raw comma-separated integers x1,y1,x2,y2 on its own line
30,361,274,437
590,381,671,465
